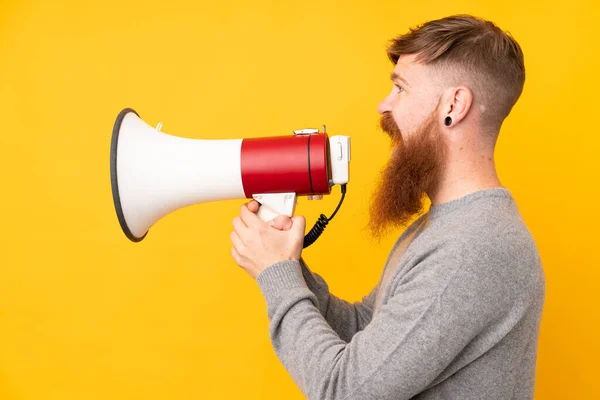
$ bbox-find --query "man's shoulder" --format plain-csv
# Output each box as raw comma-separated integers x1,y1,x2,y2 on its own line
427,194,537,252
406,199,542,292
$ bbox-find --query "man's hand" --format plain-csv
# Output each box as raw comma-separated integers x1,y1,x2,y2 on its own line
230,200,305,279
266,211,294,231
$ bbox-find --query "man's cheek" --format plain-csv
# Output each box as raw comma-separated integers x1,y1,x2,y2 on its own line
392,113,410,134
396,121,409,140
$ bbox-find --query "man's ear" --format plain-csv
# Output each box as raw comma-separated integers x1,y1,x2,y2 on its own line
442,86,473,126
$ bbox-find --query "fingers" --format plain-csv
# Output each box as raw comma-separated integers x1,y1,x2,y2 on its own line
240,203,262,229
268,215,293,231
291,216,307,235
232,216,248,236
230,245,244,265
247,200,260,213
230,232,248,267
230,231,245,252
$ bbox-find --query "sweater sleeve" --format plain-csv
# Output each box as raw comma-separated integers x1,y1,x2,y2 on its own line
255,258,513,400
299,257,377,342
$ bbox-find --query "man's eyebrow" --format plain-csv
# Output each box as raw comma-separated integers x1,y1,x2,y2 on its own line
390,72,410,87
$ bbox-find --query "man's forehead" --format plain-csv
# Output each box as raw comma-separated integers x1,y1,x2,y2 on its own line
392,53,438,85
393,54,421,76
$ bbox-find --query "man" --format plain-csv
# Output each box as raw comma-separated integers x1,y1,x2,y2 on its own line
229,14,545,400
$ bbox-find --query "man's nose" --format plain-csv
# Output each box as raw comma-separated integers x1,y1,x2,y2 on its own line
377,94,393,115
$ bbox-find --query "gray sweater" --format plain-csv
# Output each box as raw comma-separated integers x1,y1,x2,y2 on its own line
256,188,545,399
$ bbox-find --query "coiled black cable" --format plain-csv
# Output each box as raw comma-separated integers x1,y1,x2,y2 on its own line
303,184,347,248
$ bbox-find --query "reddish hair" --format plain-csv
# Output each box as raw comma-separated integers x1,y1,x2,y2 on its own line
387,15,525,133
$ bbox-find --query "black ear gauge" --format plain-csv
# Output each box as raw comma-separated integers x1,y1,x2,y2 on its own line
444,116,452,126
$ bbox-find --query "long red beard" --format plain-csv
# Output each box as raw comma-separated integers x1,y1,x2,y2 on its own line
368,109,447,240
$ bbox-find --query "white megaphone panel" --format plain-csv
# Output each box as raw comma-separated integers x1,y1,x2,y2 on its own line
110,108,350,244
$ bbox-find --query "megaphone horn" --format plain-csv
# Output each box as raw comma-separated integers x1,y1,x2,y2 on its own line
110,108,350,245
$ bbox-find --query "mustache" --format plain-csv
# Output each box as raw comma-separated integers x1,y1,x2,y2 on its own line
380,112,403,145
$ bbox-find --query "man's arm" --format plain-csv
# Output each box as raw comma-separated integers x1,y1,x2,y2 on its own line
256,257,516,400
299,258,378,342
259,205,378,341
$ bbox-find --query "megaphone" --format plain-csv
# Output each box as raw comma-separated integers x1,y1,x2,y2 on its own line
110,108,350,246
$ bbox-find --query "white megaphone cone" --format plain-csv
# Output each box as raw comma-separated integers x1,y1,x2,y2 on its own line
111,108,247,241
110,108,351,244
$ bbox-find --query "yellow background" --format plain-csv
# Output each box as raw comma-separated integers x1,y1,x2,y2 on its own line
1,0,598,398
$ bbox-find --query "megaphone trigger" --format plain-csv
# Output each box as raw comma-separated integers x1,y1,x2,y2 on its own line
251,192,297,223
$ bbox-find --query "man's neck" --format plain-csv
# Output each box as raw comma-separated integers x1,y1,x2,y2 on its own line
428,152,502,206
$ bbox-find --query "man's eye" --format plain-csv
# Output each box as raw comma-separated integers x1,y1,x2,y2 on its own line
395,84,404,93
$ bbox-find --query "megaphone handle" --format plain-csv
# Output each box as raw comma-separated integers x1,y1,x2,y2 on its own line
256,206,281,222
252,193,297,223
